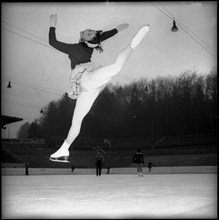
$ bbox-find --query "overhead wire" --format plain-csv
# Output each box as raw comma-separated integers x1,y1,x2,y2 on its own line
150,2,216,57
2,21,135,82
7,6,213,117
2,26,53,50
2,5,215,110
2,20,48,43
2,22,136,117
1,19,136,118
2,78,64,96
154,2,213,52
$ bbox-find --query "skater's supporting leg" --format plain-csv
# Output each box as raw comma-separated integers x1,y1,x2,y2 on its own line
50,89,101,159
66,89,101,145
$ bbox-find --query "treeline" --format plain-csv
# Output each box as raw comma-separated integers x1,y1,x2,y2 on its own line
17,69,217,141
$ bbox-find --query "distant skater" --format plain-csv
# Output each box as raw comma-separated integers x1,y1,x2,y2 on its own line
96,152,105,176
148,162,154,172
25,163,29,176
48,13,150,162
106,166,110,174
71,165,75,173
132,149,144,176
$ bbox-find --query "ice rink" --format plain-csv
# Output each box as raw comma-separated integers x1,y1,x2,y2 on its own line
2,173,217,219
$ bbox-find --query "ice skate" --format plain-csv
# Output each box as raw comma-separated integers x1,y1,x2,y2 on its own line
50,155,70,163
50,149,70,163
50,141,70,163
131,25,150,49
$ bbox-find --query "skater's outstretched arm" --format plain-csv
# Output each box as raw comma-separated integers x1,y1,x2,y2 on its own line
49,14,73,54
49,14,129,54
100,23,129,41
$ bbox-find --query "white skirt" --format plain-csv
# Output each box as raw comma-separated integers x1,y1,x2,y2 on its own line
67,62,101,99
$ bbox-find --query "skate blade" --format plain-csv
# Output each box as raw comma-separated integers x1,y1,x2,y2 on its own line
50,156,70,163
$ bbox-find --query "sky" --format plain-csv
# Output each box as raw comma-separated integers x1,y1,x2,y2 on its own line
1,1,217,138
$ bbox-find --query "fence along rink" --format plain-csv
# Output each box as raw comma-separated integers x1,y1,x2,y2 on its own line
1,166,217,176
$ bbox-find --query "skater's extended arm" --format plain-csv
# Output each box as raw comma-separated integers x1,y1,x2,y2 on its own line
49,14,72,54
100,23,129,41
49,27,73,54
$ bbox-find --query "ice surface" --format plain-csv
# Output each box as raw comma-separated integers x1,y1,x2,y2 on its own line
1,174,217,219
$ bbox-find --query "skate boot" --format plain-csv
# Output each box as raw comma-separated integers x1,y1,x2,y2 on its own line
50,140,70,163
131,25,150,49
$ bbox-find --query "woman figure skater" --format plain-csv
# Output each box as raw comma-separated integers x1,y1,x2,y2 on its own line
49,13,150,162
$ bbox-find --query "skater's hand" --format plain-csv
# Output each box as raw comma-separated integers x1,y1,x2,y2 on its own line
116,23,129,32
50,13,57,28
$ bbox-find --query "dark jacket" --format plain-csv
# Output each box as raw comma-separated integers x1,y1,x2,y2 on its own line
132,151,144,164
49,27,118,69
96,153,104,166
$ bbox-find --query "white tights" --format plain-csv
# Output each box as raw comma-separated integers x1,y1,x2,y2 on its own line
65,45,133,145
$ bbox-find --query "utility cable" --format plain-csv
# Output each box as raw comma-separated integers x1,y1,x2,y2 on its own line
2,20,48,43
2,26,53,50
155,2,213,52
151,2,216,57
2,79,64,96
2,21,136,83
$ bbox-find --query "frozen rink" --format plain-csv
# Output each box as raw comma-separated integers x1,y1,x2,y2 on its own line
2,173,217,219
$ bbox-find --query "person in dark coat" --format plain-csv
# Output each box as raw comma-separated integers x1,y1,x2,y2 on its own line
148,162,155,172
106,166,110,174
25,163,29,176
71,165,75,173
96,152,105,176
132,149,144,176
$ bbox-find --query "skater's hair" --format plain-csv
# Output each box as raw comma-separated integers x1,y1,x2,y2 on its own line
88,30,103,53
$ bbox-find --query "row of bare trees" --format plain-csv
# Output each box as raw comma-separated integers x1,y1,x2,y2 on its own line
17,69,217,142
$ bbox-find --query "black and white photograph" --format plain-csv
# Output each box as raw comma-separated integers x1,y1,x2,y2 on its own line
1,1,217,219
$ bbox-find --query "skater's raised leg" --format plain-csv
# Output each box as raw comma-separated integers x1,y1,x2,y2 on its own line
84,25,150,89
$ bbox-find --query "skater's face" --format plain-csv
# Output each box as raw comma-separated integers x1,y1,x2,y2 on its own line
80,29,96,42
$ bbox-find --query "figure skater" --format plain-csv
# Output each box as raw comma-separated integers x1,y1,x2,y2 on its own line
49,13,150,162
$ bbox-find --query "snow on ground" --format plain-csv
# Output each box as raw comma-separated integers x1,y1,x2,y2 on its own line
1,174,217,219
